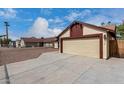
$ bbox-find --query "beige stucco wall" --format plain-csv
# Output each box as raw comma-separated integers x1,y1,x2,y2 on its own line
63,38,99,58
60,29,70,38
59,29,70,51
107,33,110,58
20,40,25,47
16,40,20,48
44,42,53,47
103,35,108,59
83,26,109,59
83,26,105,35
44,42,58,48
25,42,39,47
54,42,58,48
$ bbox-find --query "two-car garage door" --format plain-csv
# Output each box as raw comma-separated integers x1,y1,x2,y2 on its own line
60,34,103,59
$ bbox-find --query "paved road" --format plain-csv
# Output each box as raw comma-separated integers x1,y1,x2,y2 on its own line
0,51,124,84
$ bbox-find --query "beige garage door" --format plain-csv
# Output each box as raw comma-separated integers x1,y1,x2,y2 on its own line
62,38,100,58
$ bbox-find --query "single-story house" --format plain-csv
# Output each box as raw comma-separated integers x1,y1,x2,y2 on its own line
9,41,16,47
20,37,44,47
58,21,116,59
43,37,58,48
20,37,58,48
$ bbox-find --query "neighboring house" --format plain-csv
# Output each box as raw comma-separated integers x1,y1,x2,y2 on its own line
58,21,116,59
20,37,58,48
43,37,58,48
16,39,21,48
20,37,44,47
9,41,16,47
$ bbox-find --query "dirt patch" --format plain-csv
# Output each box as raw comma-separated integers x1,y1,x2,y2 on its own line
0,47,58,66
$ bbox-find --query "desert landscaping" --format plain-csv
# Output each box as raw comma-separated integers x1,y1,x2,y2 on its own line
0,47,58,66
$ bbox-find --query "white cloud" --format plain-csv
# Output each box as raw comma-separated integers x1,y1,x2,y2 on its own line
98,9,124,19
86,15,111,26
97,9,124,24
26,17,62,38
49,28,62,36
23,18,33,22
26,17,49,37
65,9,91,21
48,17,66,29
48,17,63,23
85,9,124,25
9,35,18,41
7,30,21,40
65,12,80,21
41,8,53,16
0,8,17,19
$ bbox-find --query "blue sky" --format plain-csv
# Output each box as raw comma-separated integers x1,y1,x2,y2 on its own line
0,8,124,40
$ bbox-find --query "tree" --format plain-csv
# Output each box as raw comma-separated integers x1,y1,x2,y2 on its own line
0,38,12,44
101,21,112,26
117,24,124,31
116,24,124,39
100,21,124,39
107,21,112,25
101,22,105,26
0,38,2,44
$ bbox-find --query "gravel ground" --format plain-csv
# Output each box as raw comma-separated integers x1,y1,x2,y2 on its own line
0,47,58,66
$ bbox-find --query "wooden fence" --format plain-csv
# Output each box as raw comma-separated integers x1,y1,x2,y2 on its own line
109,40,124,57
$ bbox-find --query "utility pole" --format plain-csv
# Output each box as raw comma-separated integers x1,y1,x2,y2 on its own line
4,22,10,84
4,22,9,48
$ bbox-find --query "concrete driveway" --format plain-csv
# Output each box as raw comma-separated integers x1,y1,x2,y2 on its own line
0,51,124,84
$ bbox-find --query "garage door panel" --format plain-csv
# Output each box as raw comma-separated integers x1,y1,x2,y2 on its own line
63,38,99,58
